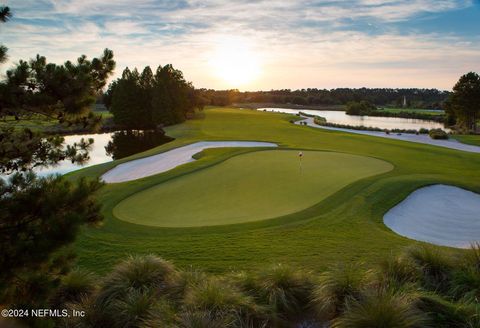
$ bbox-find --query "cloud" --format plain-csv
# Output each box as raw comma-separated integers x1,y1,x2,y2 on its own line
103,21,150,35
1,0,479,90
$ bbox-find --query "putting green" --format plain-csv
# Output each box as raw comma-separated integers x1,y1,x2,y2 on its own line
113,150,393,227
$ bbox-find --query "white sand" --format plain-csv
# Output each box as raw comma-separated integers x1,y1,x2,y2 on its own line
297,117,480,153
101,141,277,183
384,185,480,248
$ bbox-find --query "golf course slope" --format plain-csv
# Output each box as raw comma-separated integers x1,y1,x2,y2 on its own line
113,150,393,227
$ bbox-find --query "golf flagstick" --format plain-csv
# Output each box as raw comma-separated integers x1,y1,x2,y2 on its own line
299,151,303,174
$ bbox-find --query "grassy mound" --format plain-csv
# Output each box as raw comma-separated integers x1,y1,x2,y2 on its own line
113,150,392,227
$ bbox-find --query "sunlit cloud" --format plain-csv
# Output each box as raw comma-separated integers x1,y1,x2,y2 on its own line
1,0,479,90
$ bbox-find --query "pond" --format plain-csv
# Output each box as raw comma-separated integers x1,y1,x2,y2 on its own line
17,130,173,178
258,108,446,131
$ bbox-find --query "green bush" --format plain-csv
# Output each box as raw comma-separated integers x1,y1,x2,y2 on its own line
450,243,480,302
417,293,480,327
313,116,327,125
98,254,177,304
183,277,267,327
332,290,429,328
53,268,97,305
345,101,377,115
59,251,480,328
429,128,448,139
311,265,366,319
405,246,454,293
234,264,314,325
374,255,420,291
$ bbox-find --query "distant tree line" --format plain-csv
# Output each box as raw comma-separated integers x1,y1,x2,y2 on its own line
345,100,377,115
345,100,445,122
198,88,450,109
104,65,205,129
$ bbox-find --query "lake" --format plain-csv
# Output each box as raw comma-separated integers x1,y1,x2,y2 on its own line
258,108,446,131
4,130,173,178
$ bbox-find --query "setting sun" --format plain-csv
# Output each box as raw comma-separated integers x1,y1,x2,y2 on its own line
209,36,261,87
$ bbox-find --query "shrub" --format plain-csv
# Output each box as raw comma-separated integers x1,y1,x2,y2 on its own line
166,268,209,305
332,290,429,328
233,264,315,325
417,293,480,327
58,250,480,327
464,242,480,271
374,255,420,291
177,310,233,328
111,289,161,327
313,116,327,125
311,265,366,319
64,294,116,327
255,264,314,321
450,267,480,302
405,246,454,293
345,101,376,115
183,277,265,326
98,254,177,304
53,268,98,305
450,243,480,302
429,128,448,139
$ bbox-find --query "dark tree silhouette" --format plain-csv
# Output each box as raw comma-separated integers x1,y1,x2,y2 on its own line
0,10,115,315
445,72,480,132
0,6,11,63
107,64,202,129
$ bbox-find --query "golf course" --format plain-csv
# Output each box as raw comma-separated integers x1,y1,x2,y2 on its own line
69,107,480,274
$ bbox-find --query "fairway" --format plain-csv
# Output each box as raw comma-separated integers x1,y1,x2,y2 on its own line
113,150,393,227
71,108,480,274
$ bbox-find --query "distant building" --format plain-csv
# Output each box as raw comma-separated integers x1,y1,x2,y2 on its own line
403,96,407,108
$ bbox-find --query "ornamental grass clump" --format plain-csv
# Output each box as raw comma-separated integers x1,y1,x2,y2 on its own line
332,289,429,328
311,265,367,320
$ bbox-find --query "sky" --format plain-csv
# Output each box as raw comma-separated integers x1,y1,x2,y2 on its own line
1,0,480,91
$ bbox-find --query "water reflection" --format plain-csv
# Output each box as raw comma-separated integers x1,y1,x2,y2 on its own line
105,130,174,160
21,130,173,177
258,108,447,131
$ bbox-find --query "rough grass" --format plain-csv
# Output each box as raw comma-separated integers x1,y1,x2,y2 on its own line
113,150,392,227
68,107,480,274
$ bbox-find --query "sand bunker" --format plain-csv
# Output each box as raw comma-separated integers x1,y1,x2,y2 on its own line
101,141,277,183
384,185,480,248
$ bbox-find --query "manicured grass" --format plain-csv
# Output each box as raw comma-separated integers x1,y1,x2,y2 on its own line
379,107,445,115
113,150,392,227
0,114,57,131
452,135,480,147
0,110,112,131
68,107,480,274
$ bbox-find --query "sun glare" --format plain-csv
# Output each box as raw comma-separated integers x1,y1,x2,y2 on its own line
210,37,261,87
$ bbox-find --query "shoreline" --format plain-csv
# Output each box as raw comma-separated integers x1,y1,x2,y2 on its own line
297,117,480,153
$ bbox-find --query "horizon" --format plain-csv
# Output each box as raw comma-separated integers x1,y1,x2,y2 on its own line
1,0,480,91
